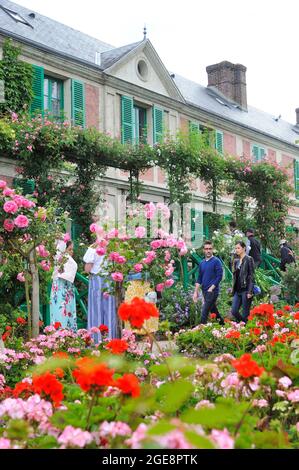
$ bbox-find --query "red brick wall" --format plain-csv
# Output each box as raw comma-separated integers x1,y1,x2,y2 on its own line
141,168,154,182
85,84,99,129
242,140,251,159
224,132,236,155
157,168,165,184
268,149,276,163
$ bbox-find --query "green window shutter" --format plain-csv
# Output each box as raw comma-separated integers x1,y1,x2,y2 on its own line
252,145,259,161
189,121,200,134
259,147,265,160
121,95,134,144
191,208,203,247
294,160,299,199
13,178,35,195
30,65,44,116
215,130,223,154
71,79,85,127
153,106,163,144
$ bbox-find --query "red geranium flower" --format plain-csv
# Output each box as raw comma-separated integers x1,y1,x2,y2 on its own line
225,330,241,339
2,331,10,342
248,304,275,328
53,322,62,330
72,357,115,392
99,324,109,334
5,326,12,331
105,339,129,355
284,305,291,312
32,371,64,407
16,317,26,325
231,353,264,378
13,381,34,399
118,297,159,329
210,313,217,319
294,312,299,320
115,373,140,398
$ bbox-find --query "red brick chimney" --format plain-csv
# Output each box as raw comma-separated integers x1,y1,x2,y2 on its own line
206,61,247,111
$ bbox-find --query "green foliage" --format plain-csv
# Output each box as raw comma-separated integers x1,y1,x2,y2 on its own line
281,263,299,302
0,39,33,116
158,283,202,331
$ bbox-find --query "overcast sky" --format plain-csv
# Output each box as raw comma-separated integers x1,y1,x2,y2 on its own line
13,0,299,124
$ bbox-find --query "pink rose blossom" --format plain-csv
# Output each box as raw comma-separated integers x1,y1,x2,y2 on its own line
40,260,51,271
96,247,106,256
111,272,123,282
107,228,119,239
165,279,174,288
151,239,163,249
3,219,14,232
134,263,143,272
17,272,25,282
0,180,7,189
36,245,50,258
14,215,29,228
135,226,146,238
3,200,18,214
63,233,71,242
3,188,15,197
156,283,165,292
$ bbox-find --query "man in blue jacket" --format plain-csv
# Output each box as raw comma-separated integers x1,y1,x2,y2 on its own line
193,240,224,325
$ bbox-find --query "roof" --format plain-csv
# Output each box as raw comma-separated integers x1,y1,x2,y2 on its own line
100,41,142,69
0,0,114,65
0,0,298,149
173,74,299,148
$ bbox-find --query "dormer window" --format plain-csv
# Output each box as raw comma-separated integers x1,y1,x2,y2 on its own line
0,6,33,27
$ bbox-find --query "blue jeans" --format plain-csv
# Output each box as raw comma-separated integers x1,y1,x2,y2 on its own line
200,290,224,325
231,291,253,322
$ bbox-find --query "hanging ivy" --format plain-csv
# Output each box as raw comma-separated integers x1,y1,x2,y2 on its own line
0,39,33,116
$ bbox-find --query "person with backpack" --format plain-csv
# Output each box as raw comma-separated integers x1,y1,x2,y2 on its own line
246,228,262,268
280,239,296,271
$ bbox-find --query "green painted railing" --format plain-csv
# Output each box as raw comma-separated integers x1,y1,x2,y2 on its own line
176,251,281,289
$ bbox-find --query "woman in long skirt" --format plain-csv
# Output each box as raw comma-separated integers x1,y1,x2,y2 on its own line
50,241,77,331
83,245,117,343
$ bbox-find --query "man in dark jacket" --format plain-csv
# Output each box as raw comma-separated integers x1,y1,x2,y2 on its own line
193,240,224,325
246,228,262,268
280,239,296,271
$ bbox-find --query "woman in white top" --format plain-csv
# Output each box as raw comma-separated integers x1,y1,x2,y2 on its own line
50,241,78,331
83,245,116,342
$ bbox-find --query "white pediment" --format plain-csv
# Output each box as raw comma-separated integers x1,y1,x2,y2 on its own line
104,40,184,102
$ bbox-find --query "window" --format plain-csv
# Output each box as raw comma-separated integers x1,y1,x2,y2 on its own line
132,106,147,144
252,144,266,162
44,77,64,118
0,6,32,27
121,96,148,144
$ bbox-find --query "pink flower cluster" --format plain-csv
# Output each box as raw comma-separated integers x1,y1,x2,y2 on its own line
99,421,132,439
0,395,53,424
57,425,93,448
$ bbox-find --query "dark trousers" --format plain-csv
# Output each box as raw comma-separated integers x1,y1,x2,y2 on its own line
200,290,224,325
231,291,253,323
